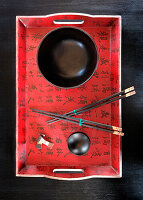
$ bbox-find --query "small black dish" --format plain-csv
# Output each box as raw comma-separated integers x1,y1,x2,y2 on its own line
37,27,98,88
67,132,90,156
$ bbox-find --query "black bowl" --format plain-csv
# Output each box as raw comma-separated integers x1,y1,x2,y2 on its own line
37,27,98,88
67,132,90,156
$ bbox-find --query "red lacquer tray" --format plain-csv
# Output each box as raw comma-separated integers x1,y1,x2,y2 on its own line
16,13,121,180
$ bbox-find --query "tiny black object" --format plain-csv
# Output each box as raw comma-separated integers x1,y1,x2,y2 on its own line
37,27,98,88
67,132,90,155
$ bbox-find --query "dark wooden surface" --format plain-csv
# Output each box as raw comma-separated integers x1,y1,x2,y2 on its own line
0,0,143,199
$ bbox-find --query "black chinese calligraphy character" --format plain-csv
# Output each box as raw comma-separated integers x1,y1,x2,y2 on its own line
56,137,62,143
56,148,63,157
78,95,87,104
101,110,110,118
63,96,75,105
100,58,109,66
56,95,63,102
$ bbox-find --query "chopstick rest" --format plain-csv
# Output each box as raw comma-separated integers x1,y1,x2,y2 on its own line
36,134,54,149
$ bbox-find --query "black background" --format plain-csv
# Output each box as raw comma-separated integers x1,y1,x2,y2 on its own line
0,0,143,199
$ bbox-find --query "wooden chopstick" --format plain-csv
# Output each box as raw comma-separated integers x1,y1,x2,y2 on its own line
46,87,135,125
31,108,124,136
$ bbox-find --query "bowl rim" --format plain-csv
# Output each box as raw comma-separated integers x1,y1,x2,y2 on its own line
36,26,99,89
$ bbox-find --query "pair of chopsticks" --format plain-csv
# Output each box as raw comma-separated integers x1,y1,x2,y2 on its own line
46,86,135,125
31,108,124,136
30,86,135,136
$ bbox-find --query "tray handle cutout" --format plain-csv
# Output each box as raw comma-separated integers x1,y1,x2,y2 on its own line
53,19,84,24
53,169,84,174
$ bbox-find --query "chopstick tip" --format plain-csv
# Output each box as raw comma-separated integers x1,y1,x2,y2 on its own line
112,126,122,131
113,131,124,136
125,86,135,93
125,90,136,97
